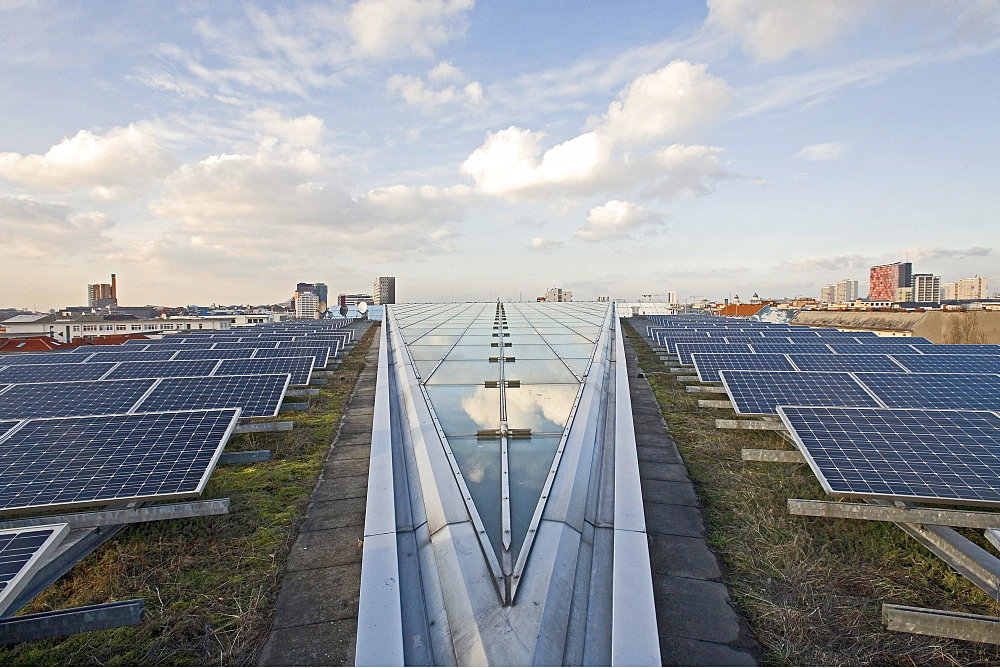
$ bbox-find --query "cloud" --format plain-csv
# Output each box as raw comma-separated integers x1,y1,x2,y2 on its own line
387,62,484,109
574,200,667,242
0,124,176,199
796,142,847,161
528,237,563,251
461,61,733,202
0,195,114,257
778,254,872,272
248,109,325,148
348,0,474,59
706,0,870,62
901,246,992,262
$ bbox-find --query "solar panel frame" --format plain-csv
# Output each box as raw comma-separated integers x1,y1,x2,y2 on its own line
778,405,1000,507
171,349,258,361
137,373,292,418
0,378,158,420
908,345,1000,356
0,354,92,366
853,372,1000,411
214,356,315,386
0,363,117,384
746,343,836,355
890,354,1000,374
826,343,924,356
674,343,754,365
253,346,330,367
0,408,240,514
786,353,910,373
83,350,180,363
691,353,797,382
0,523,70,616
718,369,886,416
102,359,223,381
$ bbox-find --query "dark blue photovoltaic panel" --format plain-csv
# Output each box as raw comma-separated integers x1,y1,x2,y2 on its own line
778,406,1000,506
210,342,279,350
103,359,222,380
675,343,753,365
718,370,883,416
655,334,713,353
172,349,256,361
137,374,290,418
826,344,923,356
0,354,91,366
691,353,795,382
0,363,116,384
890,355,1000,374
0,421,18,440
861,336,932,345
909,345,1000,355
254,347,330,366
0,524,67,606
214,357,314,386
136,343,216,351
787,354,908,373
0,379,157,419
83,350,179,363
853,373,1000,411
747,343,835,355
0,409,239,512
721,336,792,344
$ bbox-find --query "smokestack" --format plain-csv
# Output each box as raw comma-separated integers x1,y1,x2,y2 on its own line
111,274,117,301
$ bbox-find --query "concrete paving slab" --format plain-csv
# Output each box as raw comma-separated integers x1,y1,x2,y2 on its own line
660,635,757,667
651,575,742,644
301,497,367,532
326,443,371,461
271,562,362,629
313,474,368,502
642,502,705,538
636,445,684,464
287,527,365,572
647,533,723,581
258,618,357,667
640,478,701,507
324,456,371,479
638,461,692,481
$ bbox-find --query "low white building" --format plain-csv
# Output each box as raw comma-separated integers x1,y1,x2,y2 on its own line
0,313,232,342
544,287,572,302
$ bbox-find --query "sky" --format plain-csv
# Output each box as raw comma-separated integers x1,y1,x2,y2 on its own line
1,0,998,309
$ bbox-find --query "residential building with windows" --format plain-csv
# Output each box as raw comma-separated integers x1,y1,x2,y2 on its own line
869,262,912,300
911,273,942,302
958,276,989,300
295,291,320,319
373,276,396,305
544,287,573,302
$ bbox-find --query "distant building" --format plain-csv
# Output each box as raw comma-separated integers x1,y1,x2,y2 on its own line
339,293,373,307
373,276,396,305
295,282,328,314
295,292,320,319
911,273,941,302
869,262,912,300
943,282,959,301
667,291,677,305
957,276,989,300
87,273,118,308
544,287,572,302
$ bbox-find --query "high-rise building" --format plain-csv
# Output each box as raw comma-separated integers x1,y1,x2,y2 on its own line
958,276,989,300
820,279,858,304
87,273,118,309
911,273,941,302
338,293,373,306
820,284,834,304
943,282,959,301
667,291,677,305
868,262,912,300
373,276,396,305
544,287,572,302
295,291,319,319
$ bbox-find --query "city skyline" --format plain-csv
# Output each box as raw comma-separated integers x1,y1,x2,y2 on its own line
1,1,998,307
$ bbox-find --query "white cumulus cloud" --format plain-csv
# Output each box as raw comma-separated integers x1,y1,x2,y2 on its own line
0,195,114,257
348,0,474,59
388,62,484,109
528,237,563,251
574,200,667,242
796,142,847,161
0,124,176,199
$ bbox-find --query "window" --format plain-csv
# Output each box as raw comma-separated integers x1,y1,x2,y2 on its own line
116,325,127,331
131,325,141,331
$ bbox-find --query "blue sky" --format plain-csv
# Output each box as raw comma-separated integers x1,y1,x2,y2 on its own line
1,0,997,308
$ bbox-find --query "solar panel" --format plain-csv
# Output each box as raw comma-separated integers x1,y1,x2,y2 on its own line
214,357,314,386
0,363,117,384
787,353,909,373
210,342,279,350
778,406,1000,507
691,353,796,382
254,346,330,366
890,354,1000,375
720,336,792,344
0,523,69,615
0,354,91,366
83,350,180,363
853,372,1000,411
0,379,158,419
860,336,932,345
137,374,291,418
172,349,256,361
747,343,835,355
718,369,884,416
826,344,923,356
136,343,216,351
102,359,222,381
0,421,19,440
909,344,1000,355
674,343,753,365
0,409,240,513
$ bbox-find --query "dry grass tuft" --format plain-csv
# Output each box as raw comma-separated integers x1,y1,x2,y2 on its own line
625,321,1000,666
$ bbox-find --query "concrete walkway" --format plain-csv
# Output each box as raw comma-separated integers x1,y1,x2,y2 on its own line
623,328,760,666
258,324,378,667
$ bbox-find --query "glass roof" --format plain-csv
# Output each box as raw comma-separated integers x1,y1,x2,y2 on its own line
392,301,609,564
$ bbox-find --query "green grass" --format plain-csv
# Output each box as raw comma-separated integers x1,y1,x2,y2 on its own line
624,320,1000,666
0,324,377,666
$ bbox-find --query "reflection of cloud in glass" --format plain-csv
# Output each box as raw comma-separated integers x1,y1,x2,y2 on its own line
459,384,578,433
459,386,499,429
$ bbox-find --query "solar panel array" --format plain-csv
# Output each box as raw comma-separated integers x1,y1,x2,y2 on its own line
0,523,69,615
644,313,1000,509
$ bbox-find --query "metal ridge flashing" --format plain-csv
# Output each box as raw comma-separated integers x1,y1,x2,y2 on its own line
611,303,661,666
356,313,404,666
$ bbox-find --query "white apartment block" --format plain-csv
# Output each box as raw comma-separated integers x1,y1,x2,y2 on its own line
544,287,573,302
821,279,858,304
295,292,320,319
373,276,396,305
958,276,988,300
911,273,941,302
